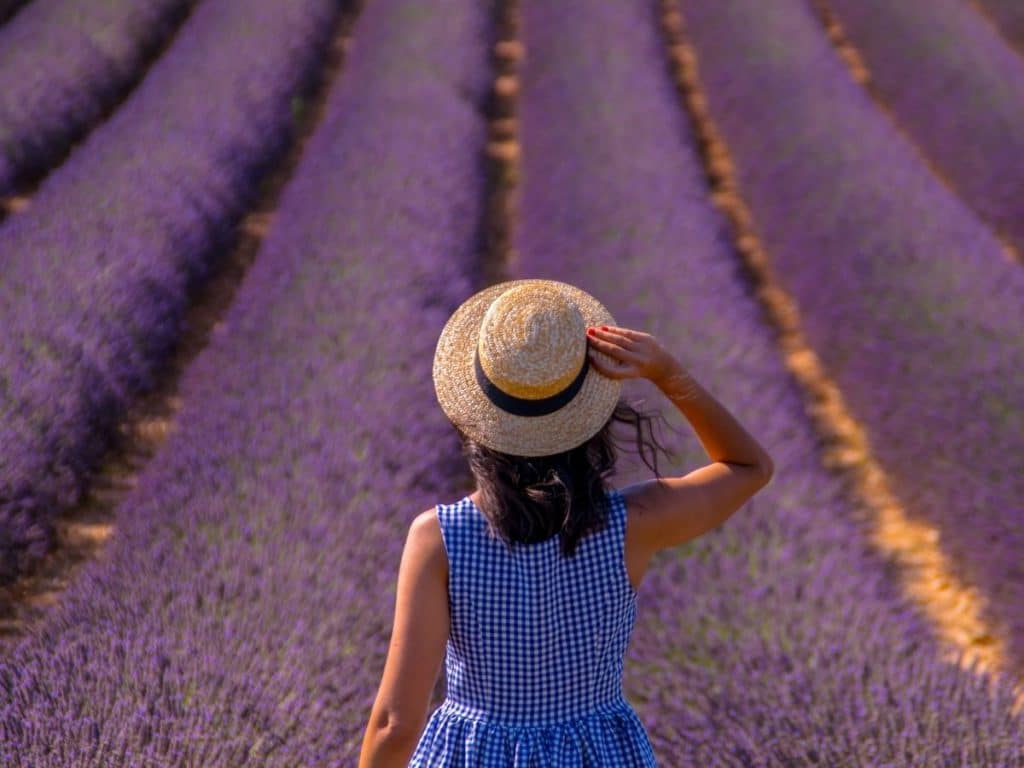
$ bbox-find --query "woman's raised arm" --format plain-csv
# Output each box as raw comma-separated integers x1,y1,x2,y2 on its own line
586,325,773,558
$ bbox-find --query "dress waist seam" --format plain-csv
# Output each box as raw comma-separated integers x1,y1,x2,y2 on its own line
436,694,633,728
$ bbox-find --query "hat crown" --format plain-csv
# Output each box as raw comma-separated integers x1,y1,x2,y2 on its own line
477,284,587,400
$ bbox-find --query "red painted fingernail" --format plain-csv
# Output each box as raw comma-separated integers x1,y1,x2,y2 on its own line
600,325,608,330
587,328,595,336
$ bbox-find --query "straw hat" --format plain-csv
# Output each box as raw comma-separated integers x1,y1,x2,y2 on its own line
433,279,623,457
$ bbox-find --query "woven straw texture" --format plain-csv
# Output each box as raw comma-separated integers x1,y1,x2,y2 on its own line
433,279,622,456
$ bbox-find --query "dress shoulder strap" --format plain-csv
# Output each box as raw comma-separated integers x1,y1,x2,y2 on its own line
434,496,486,577
602,487,626,541
602,487,636,599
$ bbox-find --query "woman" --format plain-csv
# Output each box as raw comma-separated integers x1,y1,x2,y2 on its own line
359,279,773,766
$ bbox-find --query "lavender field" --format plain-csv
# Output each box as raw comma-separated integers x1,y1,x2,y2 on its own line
974,0,1024,51
1,0,1022,764
0,0,194,195
821,0,1024,254
0,0,340,584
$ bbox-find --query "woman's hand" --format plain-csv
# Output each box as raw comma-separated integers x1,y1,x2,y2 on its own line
585,325,684,387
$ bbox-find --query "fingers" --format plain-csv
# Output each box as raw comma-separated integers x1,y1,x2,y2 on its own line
584,325,665,382
586,333,640,362
586,331,643,381
588,325,638,349
585,325,655,381
586,351,636,380
593,325,646,342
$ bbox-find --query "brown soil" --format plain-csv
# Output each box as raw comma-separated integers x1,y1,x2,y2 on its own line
480,0,521,287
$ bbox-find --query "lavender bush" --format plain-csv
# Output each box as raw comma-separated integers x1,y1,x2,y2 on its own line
974,0,1024,50
675,0,1024,674
0,0,194,194
822,0,1024,254
0,0,341,584
0,0,492,762
513,0,1024,762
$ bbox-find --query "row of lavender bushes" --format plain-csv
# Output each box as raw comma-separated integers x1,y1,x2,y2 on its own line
0,0,342,585
512,0,1024,762
0,0,494,762
674,0,1024,673
0,0,195,194
975,0,1024,50
821,0,1024,254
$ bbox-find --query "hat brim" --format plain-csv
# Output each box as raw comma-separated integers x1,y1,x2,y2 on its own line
433,279,623,457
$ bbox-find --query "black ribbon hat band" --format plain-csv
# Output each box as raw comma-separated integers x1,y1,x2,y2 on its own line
473,349,590,418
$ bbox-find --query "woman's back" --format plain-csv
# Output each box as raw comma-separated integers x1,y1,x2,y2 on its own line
409,487,657,766
360,282,772,767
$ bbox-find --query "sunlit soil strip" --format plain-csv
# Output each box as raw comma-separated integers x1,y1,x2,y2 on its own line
808,0,1022,269
483,0,521,284
659,0,1024,716
0,8,362,646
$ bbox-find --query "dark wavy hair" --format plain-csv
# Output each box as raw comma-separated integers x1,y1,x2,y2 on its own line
456,400,674,558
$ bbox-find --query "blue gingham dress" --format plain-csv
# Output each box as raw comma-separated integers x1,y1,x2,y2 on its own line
409,487,658,766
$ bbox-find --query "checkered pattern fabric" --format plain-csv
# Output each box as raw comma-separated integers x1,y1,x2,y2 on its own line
409,488,658,766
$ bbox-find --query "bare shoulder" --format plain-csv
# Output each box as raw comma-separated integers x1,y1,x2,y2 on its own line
411,507,441,533
388,508,447,608
408,508,444,551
